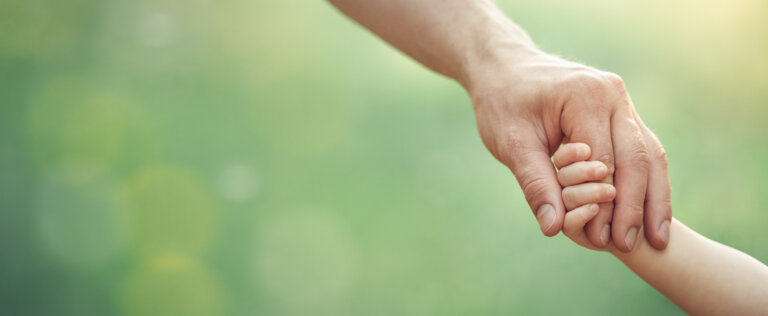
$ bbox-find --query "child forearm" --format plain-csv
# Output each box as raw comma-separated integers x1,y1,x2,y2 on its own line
611,218,768,315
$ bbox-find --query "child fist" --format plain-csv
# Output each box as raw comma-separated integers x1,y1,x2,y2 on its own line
553,143,617,250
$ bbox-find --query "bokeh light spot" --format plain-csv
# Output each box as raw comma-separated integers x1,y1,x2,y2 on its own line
26,77,157,176
118,164,218,256
120,254,224,316
255,208,358,311
35,170,122,268
217,163,260,203
256,210,359,312
138,11,177,47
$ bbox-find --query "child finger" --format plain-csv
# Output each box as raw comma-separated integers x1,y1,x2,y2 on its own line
562,182,616,210
557,160,609,186
553,143,591,169
563,204,600,238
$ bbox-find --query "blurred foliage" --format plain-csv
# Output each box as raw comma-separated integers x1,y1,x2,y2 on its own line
1,0,767,315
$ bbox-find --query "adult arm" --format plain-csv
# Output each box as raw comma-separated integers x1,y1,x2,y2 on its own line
329,0,671,251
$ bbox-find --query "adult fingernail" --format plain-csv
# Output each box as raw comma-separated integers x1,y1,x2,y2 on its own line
537,204,556,233
625,227,639,250
659,220,670,244
600,224,610,246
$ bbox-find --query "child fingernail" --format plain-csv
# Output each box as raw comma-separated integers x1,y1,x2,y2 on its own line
578,144,589,157
590,204,599,213
625,227,639,250
595,164,607,177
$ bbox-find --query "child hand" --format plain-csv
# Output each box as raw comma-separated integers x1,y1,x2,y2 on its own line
553,143,617,250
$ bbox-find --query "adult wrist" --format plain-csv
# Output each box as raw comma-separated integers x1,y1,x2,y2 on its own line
457,40,543,95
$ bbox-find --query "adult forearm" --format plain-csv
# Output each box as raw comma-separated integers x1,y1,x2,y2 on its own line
612,219,768,314
328,0,540,88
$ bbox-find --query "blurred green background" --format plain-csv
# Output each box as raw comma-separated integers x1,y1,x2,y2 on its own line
1,0,767,315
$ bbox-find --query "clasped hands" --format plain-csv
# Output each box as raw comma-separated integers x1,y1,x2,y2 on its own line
466,51,671,252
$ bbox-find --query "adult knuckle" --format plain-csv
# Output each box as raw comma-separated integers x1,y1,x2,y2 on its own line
521,176,551,206
620,203,645,216
564,70,631,116
629,146,651,170
575,71,607,94
573,71,627,102
595,153,615,174
602,72,626,93
618,192,646,213
652,146,669,167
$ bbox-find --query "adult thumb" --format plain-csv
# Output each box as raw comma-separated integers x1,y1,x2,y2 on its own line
504,135,565,236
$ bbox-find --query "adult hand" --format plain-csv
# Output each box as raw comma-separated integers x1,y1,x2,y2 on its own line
465,51,671,251
329,0,671,251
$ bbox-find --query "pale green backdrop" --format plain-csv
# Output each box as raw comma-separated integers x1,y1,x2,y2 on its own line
1,0,767,315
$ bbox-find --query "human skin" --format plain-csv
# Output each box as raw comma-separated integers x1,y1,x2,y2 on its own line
328,0,671,251
556,143,768,315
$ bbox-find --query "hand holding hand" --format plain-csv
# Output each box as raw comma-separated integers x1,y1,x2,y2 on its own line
553,142,650,253
466,51,671,251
